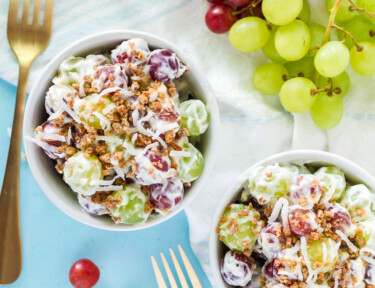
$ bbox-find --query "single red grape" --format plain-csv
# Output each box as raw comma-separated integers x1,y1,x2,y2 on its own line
326,203,351,233
69,259,100,288
149,177,184,210
288,208,316,237
220,251,254,286
205,4,236,34
145,49,183,83
226,0,252,8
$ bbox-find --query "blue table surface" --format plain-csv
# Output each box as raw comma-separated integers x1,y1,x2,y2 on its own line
0,78,211,287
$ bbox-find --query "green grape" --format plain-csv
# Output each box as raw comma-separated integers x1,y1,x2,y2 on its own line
341,184,374,220
74,94,116,129
63,152,103,195
53,55,108,85
262,0,303,25
172,143,204,183
326,0,357,22
179,100,209,136
308,23,327,57
350,42,375,76
217,204,263,251
109,185,150,224
355,216,375,248
357,0,375,13
298,0,311,23
229,17,270,53
285,57,316,80
314,41,350,77
337,16,375,50
252,63,288,95
280,77,317,113
275,20,311,61
248,164,298,205
314,167,346,200
318,72,351,97
310,93,344,130
307,237,339,273
262,26,288,64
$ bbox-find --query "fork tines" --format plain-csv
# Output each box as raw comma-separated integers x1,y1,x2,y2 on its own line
8,0,53,27
151,245,202,288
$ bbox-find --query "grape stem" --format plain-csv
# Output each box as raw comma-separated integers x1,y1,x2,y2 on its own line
231,0,262,16
313,0,342,84
311,79,333,96
348,0,375,18
332,24,364,51
307,46,320,55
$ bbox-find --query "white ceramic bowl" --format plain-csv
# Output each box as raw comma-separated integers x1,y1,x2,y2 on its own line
209,150,375,287
23,30,219,231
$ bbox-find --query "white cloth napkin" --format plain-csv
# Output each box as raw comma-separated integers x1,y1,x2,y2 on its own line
1,0,375,285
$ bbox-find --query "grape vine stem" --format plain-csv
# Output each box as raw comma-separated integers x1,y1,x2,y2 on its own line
348,0,375,18
311,79,333,96
332,24,363,51
313,0,342,85
231,0,262,16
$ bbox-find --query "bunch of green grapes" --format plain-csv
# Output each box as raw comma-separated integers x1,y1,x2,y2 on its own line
205,0,375,130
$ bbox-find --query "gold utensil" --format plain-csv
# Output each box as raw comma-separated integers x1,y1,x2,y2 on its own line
151,245,202,288
0,0,53,283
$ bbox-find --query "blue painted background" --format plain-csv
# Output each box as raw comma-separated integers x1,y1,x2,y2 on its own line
0,78,211,287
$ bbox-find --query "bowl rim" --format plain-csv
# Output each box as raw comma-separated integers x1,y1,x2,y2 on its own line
209,149,375,287
23,30,220,231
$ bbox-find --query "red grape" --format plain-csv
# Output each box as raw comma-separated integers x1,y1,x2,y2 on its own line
263,259,277,280
111,39,150,66
258,223,285,258
226,0,252,8
290,175,322,208
288,208,316,237
69,259,100,288
220,251,255,286
146,151,169,172
145,49,183,83
39,121,66,159
149,177,184,210
325,203,351,233
92,64,128,92
205,4,236,34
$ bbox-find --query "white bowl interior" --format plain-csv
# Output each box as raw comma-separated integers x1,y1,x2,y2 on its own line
23,31,219,231
209,150,375,287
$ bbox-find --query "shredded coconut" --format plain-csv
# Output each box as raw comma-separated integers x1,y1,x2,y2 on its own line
335,230,358,252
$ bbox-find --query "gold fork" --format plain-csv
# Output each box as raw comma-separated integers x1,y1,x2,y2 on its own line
0,0,53,284
151,245,202,288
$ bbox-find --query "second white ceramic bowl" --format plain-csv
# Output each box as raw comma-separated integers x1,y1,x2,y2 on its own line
23,30,219,231
209,150,375,287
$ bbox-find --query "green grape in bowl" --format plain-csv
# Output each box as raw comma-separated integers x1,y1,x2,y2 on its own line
63,151,103,196
341,184,375,220
314,166,346,201
109,185,151,225
179,99,209,136
306,237,340,273
247,164,298,205
74,94,116,130
53,55,108,85
217,204,264,252
172,142,204,183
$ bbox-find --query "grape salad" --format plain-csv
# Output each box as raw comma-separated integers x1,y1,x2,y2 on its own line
28,38,210,225
216,163,375,287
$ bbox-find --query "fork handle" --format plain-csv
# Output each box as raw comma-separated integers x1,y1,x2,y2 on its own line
0,62,31,284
